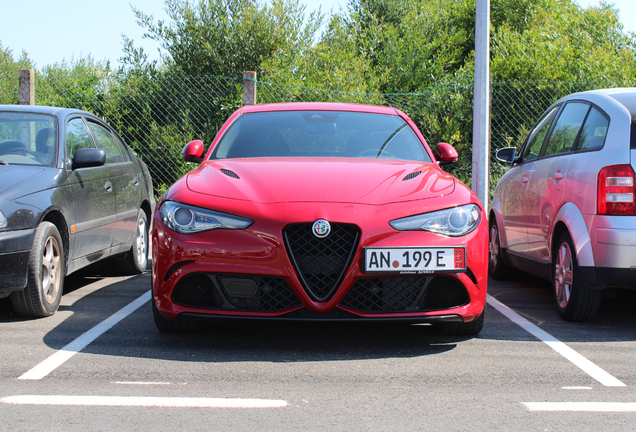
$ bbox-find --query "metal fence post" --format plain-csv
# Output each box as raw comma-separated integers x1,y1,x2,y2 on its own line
472,0,491,208
243,71,257,105
19,70,35,105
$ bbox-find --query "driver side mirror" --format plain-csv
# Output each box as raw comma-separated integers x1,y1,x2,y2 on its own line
435,142,458,166
72,148,106,170
495,147,520,164
182,140,205,163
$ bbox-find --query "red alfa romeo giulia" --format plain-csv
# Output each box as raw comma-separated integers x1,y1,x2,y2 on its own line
151,102,488,334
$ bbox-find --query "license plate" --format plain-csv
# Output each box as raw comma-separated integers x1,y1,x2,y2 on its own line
363,247,466,274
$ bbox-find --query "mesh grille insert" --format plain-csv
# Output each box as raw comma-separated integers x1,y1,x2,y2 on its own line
172,273,301,311
220,169,240,179
339,276,469,313
402,171,422,181
284,223,359,302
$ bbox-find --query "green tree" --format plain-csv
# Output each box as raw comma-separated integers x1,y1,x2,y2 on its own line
132,0,324,77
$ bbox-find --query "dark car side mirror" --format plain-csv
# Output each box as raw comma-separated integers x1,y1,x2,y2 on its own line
495,147,519,164
435,142,458,166
72,148,106,170
182,140,205,163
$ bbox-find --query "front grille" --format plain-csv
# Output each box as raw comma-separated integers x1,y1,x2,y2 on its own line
172,273,302,311
339,276,468,313
284,223,359,302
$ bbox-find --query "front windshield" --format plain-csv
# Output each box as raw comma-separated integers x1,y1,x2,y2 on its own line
211,111,432,162
0,112,57,167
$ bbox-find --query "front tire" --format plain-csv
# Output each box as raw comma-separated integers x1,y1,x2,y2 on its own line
117,210,148,275
552,231,602,321
489,218,511,280
11,222,64,317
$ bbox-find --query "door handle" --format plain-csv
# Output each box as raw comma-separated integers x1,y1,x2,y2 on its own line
522,174,529,184
133,176,140,187
105,181,113,193
554,170,563,181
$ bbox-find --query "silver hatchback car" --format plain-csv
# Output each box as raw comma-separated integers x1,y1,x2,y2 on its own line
490,88,636,321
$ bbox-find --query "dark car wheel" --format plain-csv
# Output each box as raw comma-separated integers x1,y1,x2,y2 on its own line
117,210,148,275
552,231,602,322
488,218,511,280
433,309,484,336
11,222,64,317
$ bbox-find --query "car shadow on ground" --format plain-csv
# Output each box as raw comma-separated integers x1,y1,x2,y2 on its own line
0,259,470,363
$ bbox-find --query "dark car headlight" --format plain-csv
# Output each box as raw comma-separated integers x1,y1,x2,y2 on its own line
389,204,481,237
159,201,253,234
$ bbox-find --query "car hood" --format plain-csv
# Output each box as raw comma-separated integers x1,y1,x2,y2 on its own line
0,166,47,199
185,158,456,204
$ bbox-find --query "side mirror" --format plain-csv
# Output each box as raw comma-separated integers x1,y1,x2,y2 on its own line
182,140,205,163
435,142,458,166
72,148,106,170
495,147,518,164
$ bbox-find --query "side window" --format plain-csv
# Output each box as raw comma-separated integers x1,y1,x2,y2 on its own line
88,122,124,164
543,102,589,157
576,107,609,151
522,106,559,161
66,118,95,159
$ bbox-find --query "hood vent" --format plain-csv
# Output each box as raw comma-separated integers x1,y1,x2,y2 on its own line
402,171,422,181
220,168,240,179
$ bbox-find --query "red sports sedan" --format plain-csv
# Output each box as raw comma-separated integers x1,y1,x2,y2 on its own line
151,102,488,334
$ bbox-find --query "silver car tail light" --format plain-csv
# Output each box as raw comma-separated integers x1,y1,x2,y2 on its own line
597,164,636,215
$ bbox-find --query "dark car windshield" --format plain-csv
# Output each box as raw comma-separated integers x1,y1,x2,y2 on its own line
210,111,432,162
0,112,57,167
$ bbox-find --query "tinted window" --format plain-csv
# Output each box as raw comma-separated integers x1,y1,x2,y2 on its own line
0,112,56,166
88,122,124,164
522,106,558,161
576,107,609,151
543,102,589,156
66,118,95,158
212,111,432,162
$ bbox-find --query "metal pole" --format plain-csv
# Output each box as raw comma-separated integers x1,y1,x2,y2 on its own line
472,0,491,208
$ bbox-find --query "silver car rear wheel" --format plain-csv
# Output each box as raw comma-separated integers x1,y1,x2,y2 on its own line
552,231,602,321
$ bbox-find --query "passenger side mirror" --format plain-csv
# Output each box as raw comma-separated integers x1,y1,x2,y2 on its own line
495,147,519,164
182,140,205,163
72,148,106,170
435,142,458,166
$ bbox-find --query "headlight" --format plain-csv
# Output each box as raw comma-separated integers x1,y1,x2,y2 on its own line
159,201,253,234
0,210,6,229
389,204,481,237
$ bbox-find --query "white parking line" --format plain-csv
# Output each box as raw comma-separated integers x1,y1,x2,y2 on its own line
486,294,626,387
523,402,636,412
18,291,151,381
0,395,288,408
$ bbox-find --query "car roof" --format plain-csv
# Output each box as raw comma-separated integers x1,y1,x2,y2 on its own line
238,102,400,115
0,104,92,117
561,88,636,118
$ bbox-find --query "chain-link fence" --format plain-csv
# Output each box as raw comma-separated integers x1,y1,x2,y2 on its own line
1,71,633,197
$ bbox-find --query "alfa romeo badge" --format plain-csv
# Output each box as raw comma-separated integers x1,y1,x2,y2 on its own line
312,219,331,238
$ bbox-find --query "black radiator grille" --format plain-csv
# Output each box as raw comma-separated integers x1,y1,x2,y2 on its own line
284,223,359,302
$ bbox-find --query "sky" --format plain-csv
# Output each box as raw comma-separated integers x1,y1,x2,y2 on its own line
0,0,633,69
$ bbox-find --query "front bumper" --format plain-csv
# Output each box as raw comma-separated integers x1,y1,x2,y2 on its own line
151,202,488,323
0,228,36,292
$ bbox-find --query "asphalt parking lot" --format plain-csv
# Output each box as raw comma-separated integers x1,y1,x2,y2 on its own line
1,261,635,431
